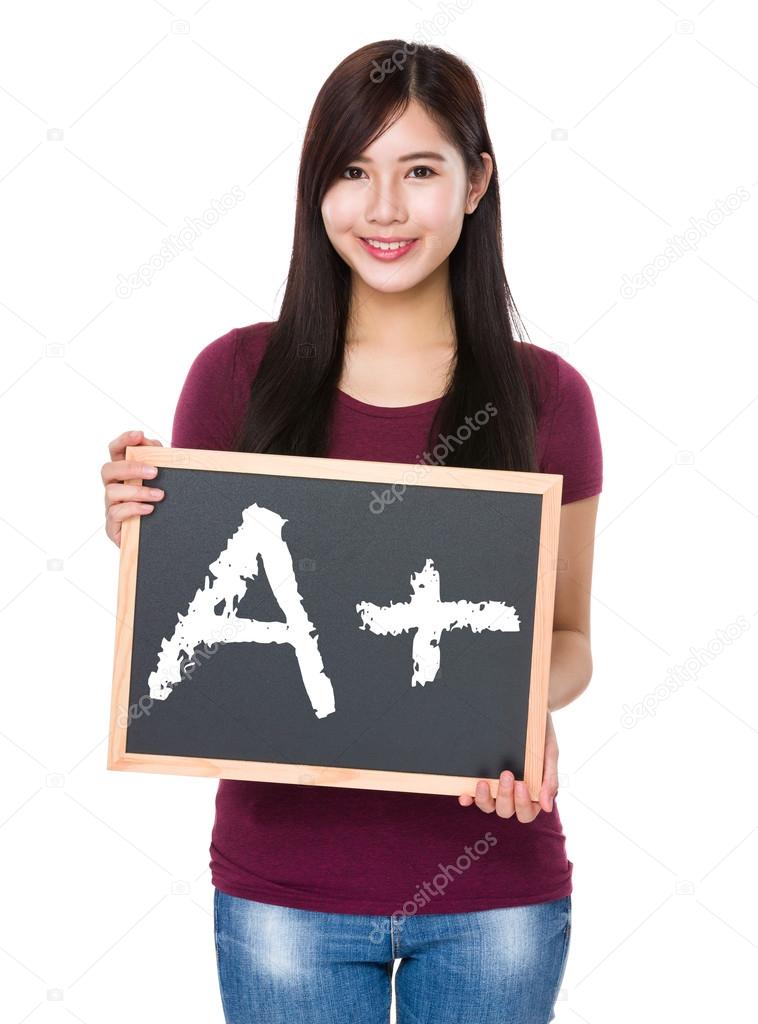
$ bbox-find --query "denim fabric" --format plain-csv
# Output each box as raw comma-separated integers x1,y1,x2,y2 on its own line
214,888,571,1023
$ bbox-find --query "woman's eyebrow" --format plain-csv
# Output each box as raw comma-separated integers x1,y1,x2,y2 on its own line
351,151,447,163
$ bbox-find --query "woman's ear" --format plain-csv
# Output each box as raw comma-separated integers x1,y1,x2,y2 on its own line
465,152,494,214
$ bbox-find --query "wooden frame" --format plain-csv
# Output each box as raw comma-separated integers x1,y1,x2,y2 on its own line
108,446,563,800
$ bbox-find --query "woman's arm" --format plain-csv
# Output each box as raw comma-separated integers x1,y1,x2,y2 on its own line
548,494,599,711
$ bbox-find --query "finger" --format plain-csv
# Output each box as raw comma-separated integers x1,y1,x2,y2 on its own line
495,771,515,818
538,756,558,812
474,780,496,813
538,782,555,814
538,769,558,813
514,780,540,823
541,718,559,812
458,794,474,807
107,501,155,525
106,502,153,549
108,429,145,461
105,482,164,508
101,459,159,486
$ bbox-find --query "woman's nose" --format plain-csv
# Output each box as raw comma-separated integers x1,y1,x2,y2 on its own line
364,181,405,223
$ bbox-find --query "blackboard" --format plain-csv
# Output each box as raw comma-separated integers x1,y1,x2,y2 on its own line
108,448,562,798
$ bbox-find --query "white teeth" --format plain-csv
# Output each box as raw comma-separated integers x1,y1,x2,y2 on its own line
365,238,415,251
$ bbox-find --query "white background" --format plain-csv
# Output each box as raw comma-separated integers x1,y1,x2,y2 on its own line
1,1,757,1021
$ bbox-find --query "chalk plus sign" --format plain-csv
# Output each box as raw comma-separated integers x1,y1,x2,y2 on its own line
355,557,520,687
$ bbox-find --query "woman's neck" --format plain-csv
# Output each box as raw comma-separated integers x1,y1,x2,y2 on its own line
340,265,457,405
346,261,456,355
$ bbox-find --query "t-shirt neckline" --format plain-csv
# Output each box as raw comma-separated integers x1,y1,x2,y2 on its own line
335,387,443,419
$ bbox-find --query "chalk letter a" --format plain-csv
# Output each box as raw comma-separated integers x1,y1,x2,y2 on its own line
147,502,336,719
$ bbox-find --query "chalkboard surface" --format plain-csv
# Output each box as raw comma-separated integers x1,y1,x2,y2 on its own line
109,448,562,797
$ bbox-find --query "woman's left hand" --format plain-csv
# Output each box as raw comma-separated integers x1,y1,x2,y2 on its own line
458,709,559,822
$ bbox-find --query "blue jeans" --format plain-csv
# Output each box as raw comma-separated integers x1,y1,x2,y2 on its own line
214,888,571,1023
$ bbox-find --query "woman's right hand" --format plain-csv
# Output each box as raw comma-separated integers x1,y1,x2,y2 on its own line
102,429,165,548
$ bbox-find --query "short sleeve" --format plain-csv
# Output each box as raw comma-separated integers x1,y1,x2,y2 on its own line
171,328,244,451
539,353,603,504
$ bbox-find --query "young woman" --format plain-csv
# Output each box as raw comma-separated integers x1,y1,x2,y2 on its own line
102,40,602,1024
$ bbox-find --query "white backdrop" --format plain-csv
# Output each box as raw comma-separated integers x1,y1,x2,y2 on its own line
1,1,756,1021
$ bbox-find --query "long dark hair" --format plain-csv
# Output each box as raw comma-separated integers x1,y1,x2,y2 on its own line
232,39,548,471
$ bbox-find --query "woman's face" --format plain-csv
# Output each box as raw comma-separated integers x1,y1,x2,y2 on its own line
321,100,491,294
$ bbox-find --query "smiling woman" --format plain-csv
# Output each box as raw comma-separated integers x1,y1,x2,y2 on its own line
230,43,548,466
102,36,602,1024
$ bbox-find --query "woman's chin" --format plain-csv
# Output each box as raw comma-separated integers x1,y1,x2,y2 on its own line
350,266,429,294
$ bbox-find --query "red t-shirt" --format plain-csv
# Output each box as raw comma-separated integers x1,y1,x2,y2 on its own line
171,321,603,915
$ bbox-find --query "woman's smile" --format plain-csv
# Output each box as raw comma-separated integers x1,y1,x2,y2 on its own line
357,236,420,260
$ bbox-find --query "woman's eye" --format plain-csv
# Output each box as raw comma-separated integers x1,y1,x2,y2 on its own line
340,165,436,180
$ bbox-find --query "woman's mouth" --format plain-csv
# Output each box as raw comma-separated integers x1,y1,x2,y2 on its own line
358,237,419,261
